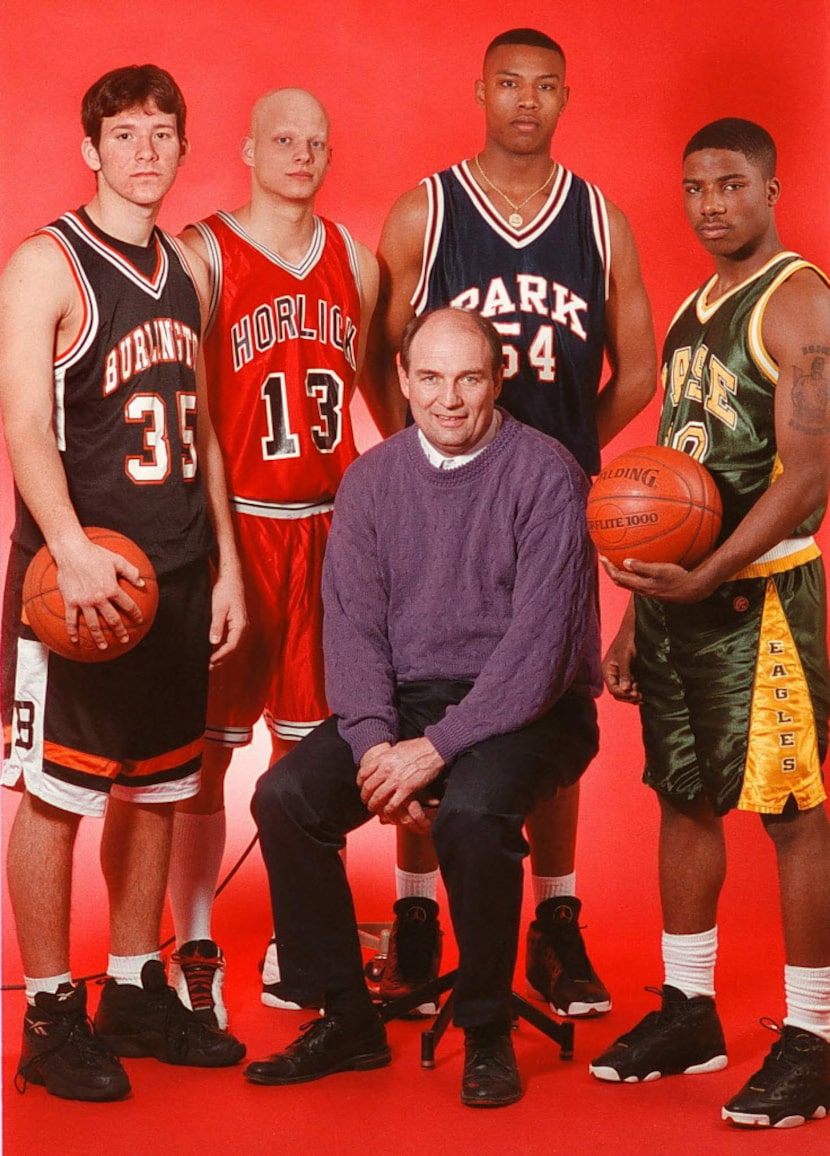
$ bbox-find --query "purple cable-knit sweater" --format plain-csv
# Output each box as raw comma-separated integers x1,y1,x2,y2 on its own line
322,413,601,765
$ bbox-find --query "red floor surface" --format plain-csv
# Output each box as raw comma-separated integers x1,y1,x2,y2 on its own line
3,704,830,1154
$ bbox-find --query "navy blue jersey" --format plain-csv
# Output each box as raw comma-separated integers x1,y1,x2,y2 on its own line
414,162,610,475
13,209,214,574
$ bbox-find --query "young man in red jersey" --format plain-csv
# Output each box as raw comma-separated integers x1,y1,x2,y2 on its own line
172,89,379,1027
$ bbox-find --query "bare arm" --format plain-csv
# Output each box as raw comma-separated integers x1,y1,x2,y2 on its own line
595,202,657,447
359,185,429,436
0,236,145,650
602,268,830,602
352,240,379,385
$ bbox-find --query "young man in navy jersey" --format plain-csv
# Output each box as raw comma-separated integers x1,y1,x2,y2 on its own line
365,27,656,1018
0,64,247,1102
247,307,601,1106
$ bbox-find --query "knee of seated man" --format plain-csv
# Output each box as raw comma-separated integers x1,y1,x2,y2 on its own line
251,752,304,829
432,797,525,857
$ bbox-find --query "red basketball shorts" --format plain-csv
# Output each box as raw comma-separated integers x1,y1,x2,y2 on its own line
206,507,332,748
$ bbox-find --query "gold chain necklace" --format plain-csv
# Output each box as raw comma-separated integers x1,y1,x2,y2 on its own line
474,155,556,228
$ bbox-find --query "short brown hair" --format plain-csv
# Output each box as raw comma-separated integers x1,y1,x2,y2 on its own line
399,308,504,378
82,64,187,147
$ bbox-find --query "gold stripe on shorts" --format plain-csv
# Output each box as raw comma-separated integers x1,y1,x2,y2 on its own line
739,578,826,813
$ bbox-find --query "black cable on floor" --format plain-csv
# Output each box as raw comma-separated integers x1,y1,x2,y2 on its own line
1,831,260,992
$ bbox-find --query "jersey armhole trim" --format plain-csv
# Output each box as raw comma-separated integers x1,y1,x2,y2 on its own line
748,259,830,385
586,183,611,301
191,221,223,337
335,222,362,299
411,175,444,315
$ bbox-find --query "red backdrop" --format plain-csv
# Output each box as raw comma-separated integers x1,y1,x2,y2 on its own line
1,0,829,1005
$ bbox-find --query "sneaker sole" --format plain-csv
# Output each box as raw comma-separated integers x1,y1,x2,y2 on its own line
243,1046,392,1085
590,1053,728,1082
526,982,611,1018
722,1104,828,1129
17,1063,131,1102
98,1032,245,1067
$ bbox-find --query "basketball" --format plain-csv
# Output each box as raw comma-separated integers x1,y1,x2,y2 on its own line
587,446,722,568
22,527,159,662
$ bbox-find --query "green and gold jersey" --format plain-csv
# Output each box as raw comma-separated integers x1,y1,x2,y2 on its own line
659,252,829,563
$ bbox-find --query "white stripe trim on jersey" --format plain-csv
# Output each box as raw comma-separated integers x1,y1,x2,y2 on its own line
110,770,201,806
60,210,171,300
453,159,574,249
230,495,335,519
192,220,224,336
412,174,446,314
37,227,100,371
695,250,801,325
748,258,830,384
751,536,817,567
205,723,253,748
586,183,612,301
214,210,326,279
265,716,324,742
335,223,362,298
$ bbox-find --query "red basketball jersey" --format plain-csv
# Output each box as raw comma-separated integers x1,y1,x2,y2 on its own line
196,212,362,510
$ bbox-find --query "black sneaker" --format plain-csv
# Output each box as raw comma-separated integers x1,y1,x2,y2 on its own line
16,982,130,1102
526,896,611,1017
378,897,443,1016
169,939,227,1029
259,938,323,1011
243,1011,391,1085
722,1021,830,1128
94,959,245,1067
461,1026,523,1108
590,985,727,1082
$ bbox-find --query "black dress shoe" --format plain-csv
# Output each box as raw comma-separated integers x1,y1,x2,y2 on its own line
461,1027,522,1107
243,1012,391,1085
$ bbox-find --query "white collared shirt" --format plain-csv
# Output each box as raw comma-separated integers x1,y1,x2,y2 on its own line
417,410,502,470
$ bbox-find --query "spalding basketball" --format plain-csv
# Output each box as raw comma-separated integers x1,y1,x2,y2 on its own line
22,527,159,662
587,446,722,568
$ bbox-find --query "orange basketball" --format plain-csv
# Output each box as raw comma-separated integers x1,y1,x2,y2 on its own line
22,527,159,662
587,446,723,568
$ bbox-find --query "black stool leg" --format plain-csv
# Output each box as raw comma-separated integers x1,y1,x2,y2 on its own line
421,991,455,1068
510,992,574,1060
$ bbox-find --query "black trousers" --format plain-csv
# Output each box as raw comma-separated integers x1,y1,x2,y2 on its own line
252,680,598,1031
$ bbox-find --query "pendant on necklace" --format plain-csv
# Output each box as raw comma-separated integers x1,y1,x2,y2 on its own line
508,212,523,228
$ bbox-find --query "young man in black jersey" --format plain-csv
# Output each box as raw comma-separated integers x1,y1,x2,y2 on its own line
364,27,655,1020
0,64,247,1102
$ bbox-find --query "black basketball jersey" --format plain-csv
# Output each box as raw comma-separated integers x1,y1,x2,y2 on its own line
13,209,214,574
414,161,610,475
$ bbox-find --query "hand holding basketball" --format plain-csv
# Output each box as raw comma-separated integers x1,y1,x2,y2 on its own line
22,527,159,662
587,446,722,568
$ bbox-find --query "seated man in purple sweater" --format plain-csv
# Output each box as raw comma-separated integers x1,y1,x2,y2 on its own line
244,306,601,1107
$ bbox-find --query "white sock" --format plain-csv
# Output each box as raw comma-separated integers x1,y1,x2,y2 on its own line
784,964,830,1042
662,927,717,999
395,867,439,901
168,809,226,944
24,972,73,1005
532,872,577,907
108,952,161,986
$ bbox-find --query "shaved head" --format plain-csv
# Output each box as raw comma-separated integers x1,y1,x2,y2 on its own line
249,88,329,137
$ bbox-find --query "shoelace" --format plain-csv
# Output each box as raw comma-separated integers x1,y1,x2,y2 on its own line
549,920,592,978
15,1012,106,1095
172,951,221,1012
